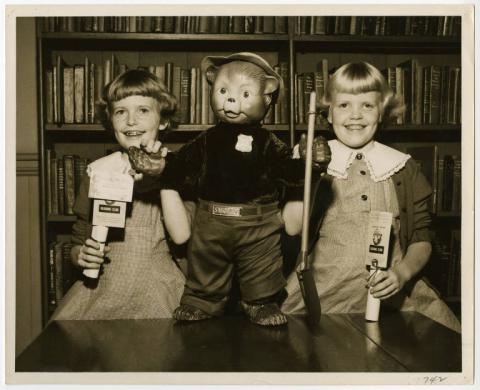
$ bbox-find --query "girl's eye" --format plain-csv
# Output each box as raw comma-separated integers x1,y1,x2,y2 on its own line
220,88,227,94
363,103,374,109
139,107,150,114
339,103,348,109
243,91,250,98
114,109,126,116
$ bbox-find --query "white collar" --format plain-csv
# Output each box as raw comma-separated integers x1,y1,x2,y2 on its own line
87,151,133,176
327,140,410,182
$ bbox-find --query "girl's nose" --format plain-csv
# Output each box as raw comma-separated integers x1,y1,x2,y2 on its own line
227,97,235,103
127,111,137,125
350,105,362,119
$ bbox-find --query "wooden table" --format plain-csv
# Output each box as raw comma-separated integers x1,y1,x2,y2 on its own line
16,311,461,372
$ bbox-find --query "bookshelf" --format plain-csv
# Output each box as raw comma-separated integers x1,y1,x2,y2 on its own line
36,15,462,324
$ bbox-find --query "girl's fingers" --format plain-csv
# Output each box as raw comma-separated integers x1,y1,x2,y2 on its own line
375,285,398,300
133,172,143,181
369,270,388,287
370,278,394,294
160,146,168,158
151,140,162,154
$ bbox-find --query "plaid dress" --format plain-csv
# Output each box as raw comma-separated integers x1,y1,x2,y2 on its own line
52,194,185,320
282,158,460,332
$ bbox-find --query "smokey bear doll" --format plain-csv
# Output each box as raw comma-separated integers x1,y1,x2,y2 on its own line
129,52,330,326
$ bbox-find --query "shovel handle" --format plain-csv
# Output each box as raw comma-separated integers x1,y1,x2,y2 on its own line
299,92,317,267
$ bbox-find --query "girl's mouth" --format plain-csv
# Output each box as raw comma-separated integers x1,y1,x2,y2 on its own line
224,111,240,119
124,130,145,137
345,125,365,130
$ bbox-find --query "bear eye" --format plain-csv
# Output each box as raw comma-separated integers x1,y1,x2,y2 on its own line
243,91,250,98
220,88,227,94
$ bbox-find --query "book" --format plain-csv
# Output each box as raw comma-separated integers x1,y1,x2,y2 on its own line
179,68,191,123
447,67,461,124
164,17,175,33
451,155,461,212
278,62,289,124
232,17,245,33
73,65,84,123
172,66,181,110
45,69,54,124
87,62,95,123
436,155,444,213
447,229,461,297
63,155,76,215
47,242,57,313
395,66,404,124
54,241,64,302
94,64,104,123
165,62,174,93
303,72,314,123
45,150,53,215
429,65,442,125
190,67,197,123
50,156,59,215
316,59,329,97
55,56,67,123
296,73,305,124
422,66,431,124
63,66,75,124
195,67,202,125
398,59,418,124
263,17,274,33
201,71,209,125
274,16,287,34
61,241,75,294
442,154,455,211
313,16,327,34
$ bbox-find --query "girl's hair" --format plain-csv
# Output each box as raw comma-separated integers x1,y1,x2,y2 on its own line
319,62,405,126
96,69,178,131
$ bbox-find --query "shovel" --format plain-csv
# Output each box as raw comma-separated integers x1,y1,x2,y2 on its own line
296,91,321,327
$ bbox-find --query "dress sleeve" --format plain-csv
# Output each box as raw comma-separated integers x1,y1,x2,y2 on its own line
71,176,93,246
410,161,432,244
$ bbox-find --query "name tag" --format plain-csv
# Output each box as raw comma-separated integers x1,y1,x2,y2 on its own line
365,211,393,269
92,199,127,228
212,205,241,217
88,171,134,202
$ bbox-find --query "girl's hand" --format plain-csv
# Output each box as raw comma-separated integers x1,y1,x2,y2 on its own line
368,268,407,300
128,140,168,179
75,238,110,270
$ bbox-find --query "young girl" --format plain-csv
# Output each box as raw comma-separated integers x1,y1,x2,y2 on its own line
52,69,191,320
282,62,461,333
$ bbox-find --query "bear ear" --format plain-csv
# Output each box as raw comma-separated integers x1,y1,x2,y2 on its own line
205,65,218,85
263,75,279,95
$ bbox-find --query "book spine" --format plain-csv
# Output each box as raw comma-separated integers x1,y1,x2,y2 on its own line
63,155,76,215
201,72,209,125
94,64,104,123
54,241,64,302
46,150,53,215
422,66,431,125
190,67,196,124
195,67,202,125
50,157,59,215
442,155,455,211
48,242,57,314
303,72,314,123
436,156,444,213
165,62,174,93
451,155,461,212
74,65,84,123
429,65,441,125
279,62,289,124
63,67,75,124
296,74,304,124
45,69,54,124
179,68,191,123
57,159,64,215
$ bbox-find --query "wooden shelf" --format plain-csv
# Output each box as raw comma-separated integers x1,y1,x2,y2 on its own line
40,32,290,41
45,123,291,132
294,34,460,53
294,124,461,132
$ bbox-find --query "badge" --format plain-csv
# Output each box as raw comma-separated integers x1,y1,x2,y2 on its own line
365,211,393,269
235,134,253,153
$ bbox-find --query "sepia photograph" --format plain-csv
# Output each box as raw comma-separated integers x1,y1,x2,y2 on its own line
5,2,475,386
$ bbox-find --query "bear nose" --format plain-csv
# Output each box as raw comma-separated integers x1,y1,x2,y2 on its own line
227,97,235,103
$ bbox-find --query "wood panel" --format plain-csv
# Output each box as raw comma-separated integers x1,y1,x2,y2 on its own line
16,156,42,357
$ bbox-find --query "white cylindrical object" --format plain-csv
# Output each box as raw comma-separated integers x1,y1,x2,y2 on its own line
83,225,109,279
365,268,381,321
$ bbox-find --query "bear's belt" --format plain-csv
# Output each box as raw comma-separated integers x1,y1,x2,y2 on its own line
198,199,279,217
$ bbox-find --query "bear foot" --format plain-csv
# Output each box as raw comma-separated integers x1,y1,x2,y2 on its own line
173,304,213,321
241,301,288,326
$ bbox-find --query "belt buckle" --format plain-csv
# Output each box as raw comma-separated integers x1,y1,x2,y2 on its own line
212,205,241,217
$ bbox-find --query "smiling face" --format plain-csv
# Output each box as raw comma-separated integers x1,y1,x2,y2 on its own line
110,95,166,150
328,91,382,149
210,63,269,125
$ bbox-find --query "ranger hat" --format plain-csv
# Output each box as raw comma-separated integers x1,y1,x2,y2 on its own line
201,52,284,103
